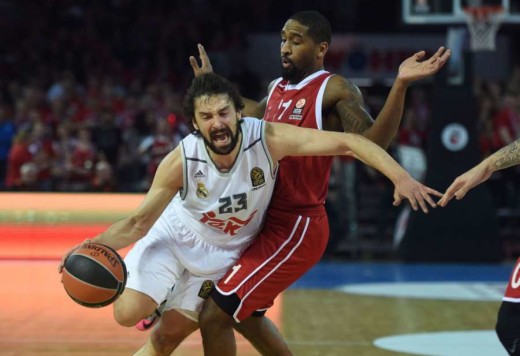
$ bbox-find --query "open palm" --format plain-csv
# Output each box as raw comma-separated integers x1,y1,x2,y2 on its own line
398,47,451,83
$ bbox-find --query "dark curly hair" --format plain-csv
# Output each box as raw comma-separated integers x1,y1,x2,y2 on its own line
289,11,331,45
183,73,245,133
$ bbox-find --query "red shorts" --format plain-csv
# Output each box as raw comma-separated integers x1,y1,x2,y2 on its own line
503,257,520,302
213,207,329,322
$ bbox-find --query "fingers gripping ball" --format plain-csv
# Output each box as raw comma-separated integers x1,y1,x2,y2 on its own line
62,243,127,308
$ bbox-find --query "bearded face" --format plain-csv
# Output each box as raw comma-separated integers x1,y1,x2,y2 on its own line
281,56,307,82
200,122,241,155
193,94,242,156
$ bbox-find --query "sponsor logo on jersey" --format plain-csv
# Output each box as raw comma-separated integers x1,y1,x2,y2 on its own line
196,182,209,198
199,210,258,236
250,167,265,190
289,98,305,120
198,280,215,299
194,170,205,178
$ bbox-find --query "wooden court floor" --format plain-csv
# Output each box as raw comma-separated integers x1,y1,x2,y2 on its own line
0,193,512,355
0,259,506,356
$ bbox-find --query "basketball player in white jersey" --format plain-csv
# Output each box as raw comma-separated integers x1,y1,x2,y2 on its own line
60,73,441,355
439,137,520,355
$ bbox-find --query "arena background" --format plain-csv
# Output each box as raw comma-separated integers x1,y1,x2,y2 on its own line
1,0,520,354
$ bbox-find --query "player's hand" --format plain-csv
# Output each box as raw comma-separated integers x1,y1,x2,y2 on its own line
392,174,442,213
189,43,213,77
58,239,91,273
438,163,492,207
397,46,451,83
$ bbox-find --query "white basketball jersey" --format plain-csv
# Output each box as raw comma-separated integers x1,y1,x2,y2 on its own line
168,117,277,249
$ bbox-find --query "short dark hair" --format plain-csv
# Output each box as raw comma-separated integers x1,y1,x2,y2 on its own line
183,73,245,132
289,11,331,45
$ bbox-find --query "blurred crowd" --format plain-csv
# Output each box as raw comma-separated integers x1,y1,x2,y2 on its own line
2,1,520,251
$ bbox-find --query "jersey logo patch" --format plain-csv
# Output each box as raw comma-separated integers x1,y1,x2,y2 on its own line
196,182,209,198
194,170,205,178
289,98,305,120
250,167,265,190
199,210,258,236
198,280,215,299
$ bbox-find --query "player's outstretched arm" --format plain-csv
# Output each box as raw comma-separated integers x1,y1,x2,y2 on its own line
266,122,441,213
188,43,267,118
331,47,450,149
439,138,520,207
369,46,451,148
58,147,183,272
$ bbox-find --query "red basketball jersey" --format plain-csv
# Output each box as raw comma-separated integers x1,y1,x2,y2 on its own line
264,70,333,215
503,257,520,302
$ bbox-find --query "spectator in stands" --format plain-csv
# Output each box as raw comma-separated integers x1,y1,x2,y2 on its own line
0,105,16,189
5,130,32,190
66,128,96,192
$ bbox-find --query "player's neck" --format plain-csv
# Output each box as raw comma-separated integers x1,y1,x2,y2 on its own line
288,66,325,85
207,133,243,172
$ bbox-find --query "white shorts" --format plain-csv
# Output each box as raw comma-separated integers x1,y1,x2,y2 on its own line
124,211,245,317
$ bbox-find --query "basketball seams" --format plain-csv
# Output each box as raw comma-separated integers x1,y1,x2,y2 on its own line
70,251,121,282
63,267,119,292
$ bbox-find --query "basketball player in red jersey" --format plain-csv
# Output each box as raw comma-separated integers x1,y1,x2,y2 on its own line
144,10,451,355
439,137,520,355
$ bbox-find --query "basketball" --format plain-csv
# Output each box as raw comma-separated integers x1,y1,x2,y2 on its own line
61,242,127,308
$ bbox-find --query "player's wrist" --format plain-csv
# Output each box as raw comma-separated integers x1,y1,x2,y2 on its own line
393,76,410,88
483,158,497,174
389,169,411,186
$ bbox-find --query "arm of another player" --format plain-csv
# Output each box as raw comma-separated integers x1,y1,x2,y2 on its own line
188,43,267,118
58,146,183,272
439,138,520,207
329,47,451,149
266,121,441,213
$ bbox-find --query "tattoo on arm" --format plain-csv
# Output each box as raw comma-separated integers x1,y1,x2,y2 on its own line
493,139,520,170
335,80,374,134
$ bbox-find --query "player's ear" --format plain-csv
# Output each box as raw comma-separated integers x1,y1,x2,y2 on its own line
317,42,328,59
192,117,200,131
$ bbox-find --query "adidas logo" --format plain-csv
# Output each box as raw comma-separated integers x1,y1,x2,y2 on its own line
194,170,205,178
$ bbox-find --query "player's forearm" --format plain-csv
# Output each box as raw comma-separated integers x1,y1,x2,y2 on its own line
366,78,408,149
346,133,411,184
91,217,149,250
487,138,520,172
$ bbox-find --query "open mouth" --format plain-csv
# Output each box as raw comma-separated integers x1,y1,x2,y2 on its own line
211,130,231,145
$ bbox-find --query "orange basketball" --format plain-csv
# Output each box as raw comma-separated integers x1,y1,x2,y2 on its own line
62,243,127,308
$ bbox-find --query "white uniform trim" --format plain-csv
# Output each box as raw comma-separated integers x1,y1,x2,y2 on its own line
285,70,328,91
315,75,332,130
503,297,520,303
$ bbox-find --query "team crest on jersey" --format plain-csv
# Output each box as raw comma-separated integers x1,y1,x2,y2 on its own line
198,280,215,299
289,98,305,120
196,182,209,198
250,167,265,190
